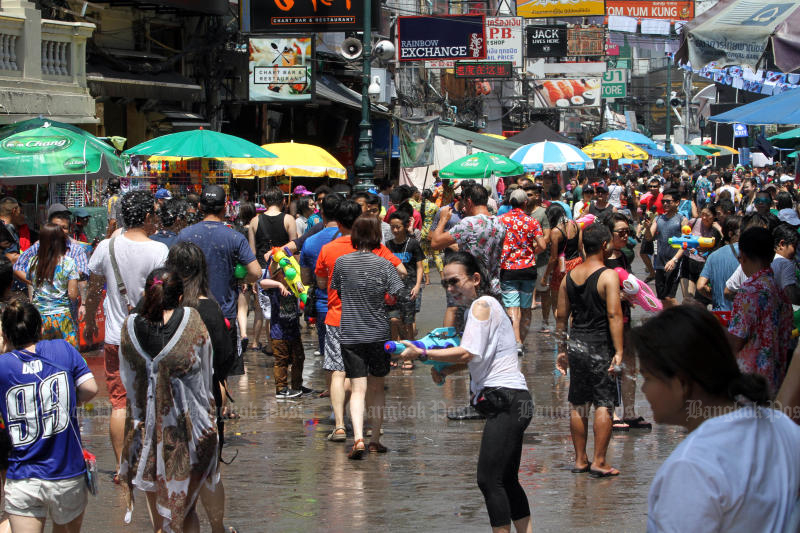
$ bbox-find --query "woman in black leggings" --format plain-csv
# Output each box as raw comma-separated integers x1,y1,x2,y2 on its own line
399,252,532,532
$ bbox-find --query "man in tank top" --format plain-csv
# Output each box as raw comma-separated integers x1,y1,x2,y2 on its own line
248,186,297,269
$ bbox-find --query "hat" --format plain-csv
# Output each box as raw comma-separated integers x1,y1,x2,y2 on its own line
779,208,800,226
595,184,609,194
583,186,595,195
293,185,313,196
200,185,226,209
155,188,172,200
72,208,90,218
47,203,70,219
509,189,528,206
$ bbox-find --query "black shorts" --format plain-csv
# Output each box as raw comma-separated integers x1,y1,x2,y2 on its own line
680,256,705,283
655,267,681,299
641,239,654,255
567,338,616,409
341,342,391,378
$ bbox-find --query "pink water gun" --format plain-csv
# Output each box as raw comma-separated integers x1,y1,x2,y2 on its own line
576,213,596,229
614,267,662,313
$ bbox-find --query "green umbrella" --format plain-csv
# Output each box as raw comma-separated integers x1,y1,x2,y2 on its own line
0,118,124,184
768,127,800,149
124,128,277,159
439,152,524,180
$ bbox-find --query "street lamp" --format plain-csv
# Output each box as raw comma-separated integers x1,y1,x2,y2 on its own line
353,0,375,193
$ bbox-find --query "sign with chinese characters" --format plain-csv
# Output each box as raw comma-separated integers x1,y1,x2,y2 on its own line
526,25,567,58
532,78,602,108
517,0,605,18
454,61,513,78
601,69,627,98
398,15,486,62
567,27,606,56
606,1,695,21
249,37,313,102
485,17,523,67
247,0,378,32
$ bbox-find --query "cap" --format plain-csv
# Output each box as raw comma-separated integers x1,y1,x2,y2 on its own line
779,208,800,226
72,208,90,218
293,185,313,196
595,184,609,194
583,186,595,195
200,185,226,209
47,203,70,219
509,189,528,206
155,188,172,200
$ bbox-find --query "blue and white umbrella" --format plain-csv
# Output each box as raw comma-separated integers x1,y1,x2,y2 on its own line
656,143,692,159
510,141,594,172
594,130,658,149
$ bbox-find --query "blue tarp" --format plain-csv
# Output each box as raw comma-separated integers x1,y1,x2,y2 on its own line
709,88,800,125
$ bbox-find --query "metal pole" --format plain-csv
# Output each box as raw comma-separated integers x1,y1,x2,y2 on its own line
665,61,672,151
354,0,375,192
684,70,691,144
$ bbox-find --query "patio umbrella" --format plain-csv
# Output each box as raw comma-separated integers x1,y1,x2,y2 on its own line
259,142,346,179
439,153,524,180
510,141,594,172
671,144,719,157
768,128,800,149
704,144,738,156
582,140,649,160
0,118,124,184
593,130,657,149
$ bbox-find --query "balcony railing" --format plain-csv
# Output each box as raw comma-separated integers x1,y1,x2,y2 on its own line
0,16,23,73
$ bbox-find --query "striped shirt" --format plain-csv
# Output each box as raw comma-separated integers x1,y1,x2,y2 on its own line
330,251,404,345
15,239,90,278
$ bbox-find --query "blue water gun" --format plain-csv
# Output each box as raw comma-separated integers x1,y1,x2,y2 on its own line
668,225,715,250
384,327,461,384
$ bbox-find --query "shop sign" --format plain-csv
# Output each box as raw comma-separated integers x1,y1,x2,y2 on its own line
526,25,567,58
485,17,523,67
602,69,627,98
249,36,313,102
398,15,486,62
517,0,605,19
2,136,72,154
246,0,379,32
532,78,602,108
606,1,695,21
567,26,606,56
454,61,513,78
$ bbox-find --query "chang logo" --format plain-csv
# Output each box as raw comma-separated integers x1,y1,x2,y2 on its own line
2,136,72,154
63,157,87,170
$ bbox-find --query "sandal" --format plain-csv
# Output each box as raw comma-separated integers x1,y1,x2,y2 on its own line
318,390,330,398
589,467,620,478
612,419,630,432
347,438,366,460
570,462,591,473
368,442,388,453
327,426,347,442
623,416,653,430
400,361,415,370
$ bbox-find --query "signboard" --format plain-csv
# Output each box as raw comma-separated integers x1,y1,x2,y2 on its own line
485,17,523,67
606,1,695,21
454,61,513,78
247,0,378,33
249,37,313,102
567,27,606,56
733,123,749,138
425,60,455,69
517,0,605,18
398,15,486,62
601,69,627,98
532,78,602,108
526,25,567,58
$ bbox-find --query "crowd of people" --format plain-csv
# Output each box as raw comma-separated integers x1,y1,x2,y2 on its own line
0,161,795,531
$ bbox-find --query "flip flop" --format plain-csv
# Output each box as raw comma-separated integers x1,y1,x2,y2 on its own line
570,462,591,473
612,420,630,432
589,467,620,478
623,416,653,429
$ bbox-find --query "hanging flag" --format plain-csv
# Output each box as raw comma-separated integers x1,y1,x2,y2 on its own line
396,117,439,168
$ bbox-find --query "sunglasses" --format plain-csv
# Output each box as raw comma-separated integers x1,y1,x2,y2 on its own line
661,199,674,204
754,198,771,204
441,277,462,288
613,229,630,236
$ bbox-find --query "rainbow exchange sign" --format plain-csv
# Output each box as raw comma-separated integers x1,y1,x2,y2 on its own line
398,15,486,62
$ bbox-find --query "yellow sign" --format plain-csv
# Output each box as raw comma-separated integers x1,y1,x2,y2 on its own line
517,0,605,18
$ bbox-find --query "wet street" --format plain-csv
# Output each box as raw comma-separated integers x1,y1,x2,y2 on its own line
78,266,685,532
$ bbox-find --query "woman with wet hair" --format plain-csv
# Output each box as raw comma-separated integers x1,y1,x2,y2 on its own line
119,268,218,533
630,305,800,533
399,251,532,533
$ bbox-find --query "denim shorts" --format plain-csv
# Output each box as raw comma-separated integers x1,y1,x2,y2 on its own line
501,279,536,308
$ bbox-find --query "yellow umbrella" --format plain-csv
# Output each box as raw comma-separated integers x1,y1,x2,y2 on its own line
259,142,347,179
704,144,739,156
582,139,649,160
481,133,507,140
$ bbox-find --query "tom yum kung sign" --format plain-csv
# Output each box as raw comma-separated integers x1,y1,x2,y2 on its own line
398,15,486,61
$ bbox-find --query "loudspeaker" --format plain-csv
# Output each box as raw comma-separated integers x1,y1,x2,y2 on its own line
341,38,363,60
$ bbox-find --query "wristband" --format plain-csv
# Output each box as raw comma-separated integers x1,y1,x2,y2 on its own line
419,347,428,362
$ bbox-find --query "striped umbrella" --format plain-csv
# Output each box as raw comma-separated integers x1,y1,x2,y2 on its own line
668,144,718,158
704,143,738,156
509,141,594,172
593,130,657,149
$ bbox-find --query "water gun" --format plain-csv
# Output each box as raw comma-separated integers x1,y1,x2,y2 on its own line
234,263,247,279
615,267,662,313
668,225,715,250
384,327,461,385
270,246,309,310
792,308,800,338
576,213,596,229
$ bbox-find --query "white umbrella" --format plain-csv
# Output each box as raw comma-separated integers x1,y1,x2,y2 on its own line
510,141,594,172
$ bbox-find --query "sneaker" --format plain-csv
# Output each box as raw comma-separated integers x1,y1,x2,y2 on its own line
299,386,317,396
275,388,302,399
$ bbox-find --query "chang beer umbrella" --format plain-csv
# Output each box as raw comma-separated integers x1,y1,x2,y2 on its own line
0,119,124,184
439,153,524,180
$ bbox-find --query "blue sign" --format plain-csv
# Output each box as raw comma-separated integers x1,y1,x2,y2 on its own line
398,15,486,62
733,123,749,138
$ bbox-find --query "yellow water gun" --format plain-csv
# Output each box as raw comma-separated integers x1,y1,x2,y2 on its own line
271,246,309,310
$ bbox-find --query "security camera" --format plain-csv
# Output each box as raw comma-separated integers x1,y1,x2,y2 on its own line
368,76,381,103
374,40,395,60
655,98,665,107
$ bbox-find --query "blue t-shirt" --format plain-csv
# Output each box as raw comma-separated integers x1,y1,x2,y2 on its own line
299,226,340,314
699,243,739,311
0,340,92,480
149,229,178,249
177,221,257,319
497,205,512,216
553,200,573,219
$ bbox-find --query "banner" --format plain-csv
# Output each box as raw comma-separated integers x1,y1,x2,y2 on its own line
517,0,605,18
485,17,523,67
606,1,694,20
249,37,313,102
397,117,439,168
454,61,513,78
247,0,378,33
398,16,485,62
567,27,606,56
531,78,602,108
526,25,567,58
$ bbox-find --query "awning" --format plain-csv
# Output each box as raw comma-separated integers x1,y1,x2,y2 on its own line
709,87,800,125
508,121,579,146
437,126,521,157
91,0,228,15
315,75,389,115
87,65,203,101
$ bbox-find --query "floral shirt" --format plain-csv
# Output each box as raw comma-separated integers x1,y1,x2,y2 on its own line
449,214,507,290
410,200,439,240
728,268,792,395
29,255,79,316
499,208,543,271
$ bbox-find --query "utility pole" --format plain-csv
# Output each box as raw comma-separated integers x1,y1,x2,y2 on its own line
664,58,672,151
354,0,375,192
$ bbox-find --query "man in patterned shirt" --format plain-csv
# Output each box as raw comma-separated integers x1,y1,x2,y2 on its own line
499,189,546,356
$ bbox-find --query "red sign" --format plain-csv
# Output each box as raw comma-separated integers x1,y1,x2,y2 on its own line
454,61,513,78
606,1,695,20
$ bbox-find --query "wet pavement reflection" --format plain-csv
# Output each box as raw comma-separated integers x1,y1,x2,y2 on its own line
78,268,684,532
